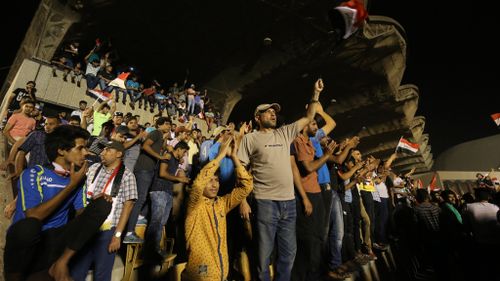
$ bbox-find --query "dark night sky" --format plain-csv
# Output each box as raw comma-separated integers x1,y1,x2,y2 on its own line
2,1,499,157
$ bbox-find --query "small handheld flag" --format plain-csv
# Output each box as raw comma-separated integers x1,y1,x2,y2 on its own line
427,173,440,192
396,137,419,153
108,72,130,90
87,89,113,101
491,113,500,126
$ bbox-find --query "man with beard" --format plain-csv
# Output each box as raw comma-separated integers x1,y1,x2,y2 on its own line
237,79,324,281
71,141,137,281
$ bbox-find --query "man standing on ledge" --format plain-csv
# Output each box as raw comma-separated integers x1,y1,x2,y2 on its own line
237,79,324,281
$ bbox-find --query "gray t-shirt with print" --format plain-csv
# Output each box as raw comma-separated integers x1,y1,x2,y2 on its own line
237,122,300,201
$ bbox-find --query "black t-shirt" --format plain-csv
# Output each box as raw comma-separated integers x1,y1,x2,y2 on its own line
134,130,163,172
10,88,36,110
98,69,115,81
150,154,180,193
328,162,342,193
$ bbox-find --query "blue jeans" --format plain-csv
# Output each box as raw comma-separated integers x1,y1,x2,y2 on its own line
146,191,173,251
123,145,140,172
130,91,142,103
70,229,115,281
328,190,344,270
187,97,195,114
98,79,114,92
127,169,155,233
255,199,297,281
85,74,99,89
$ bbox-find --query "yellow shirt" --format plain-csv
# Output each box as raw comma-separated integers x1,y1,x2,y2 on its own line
358,179,376,192
184,160,253,281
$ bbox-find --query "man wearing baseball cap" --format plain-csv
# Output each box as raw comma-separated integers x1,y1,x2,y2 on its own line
112,111,124,127
71,140,138,281
237,79,324,281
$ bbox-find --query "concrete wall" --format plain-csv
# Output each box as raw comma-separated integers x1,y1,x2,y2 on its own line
433,134,500,171
1,59,212,135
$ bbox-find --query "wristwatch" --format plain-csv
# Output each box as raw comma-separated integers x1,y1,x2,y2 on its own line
114,231,122,238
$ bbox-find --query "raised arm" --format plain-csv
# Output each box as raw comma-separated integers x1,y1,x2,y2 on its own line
316,102,336,135
338,161,364,181
384,153,397,169
331,137,360,164
224,137,253,212
298,140,337,174
188,138,231,212
109,99,116,116
296,79,324,131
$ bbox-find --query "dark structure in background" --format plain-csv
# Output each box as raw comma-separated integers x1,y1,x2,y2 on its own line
2,0,436,173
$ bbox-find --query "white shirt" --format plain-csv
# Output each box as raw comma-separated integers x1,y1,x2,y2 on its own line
375,182,389,198
71,110,83,118
464,202,500,244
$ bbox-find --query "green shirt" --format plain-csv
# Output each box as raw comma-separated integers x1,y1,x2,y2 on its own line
92,111,111,136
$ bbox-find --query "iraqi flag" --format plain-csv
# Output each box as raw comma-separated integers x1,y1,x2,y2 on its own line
491,113,500,126
396,137,419,153
416,179,424,189
329,0,368,39
427,173,440,192
87,89,113,101
108,72,130,90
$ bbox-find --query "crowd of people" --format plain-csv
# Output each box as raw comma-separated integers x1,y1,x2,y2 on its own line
1,77,500,281
47,38,221,129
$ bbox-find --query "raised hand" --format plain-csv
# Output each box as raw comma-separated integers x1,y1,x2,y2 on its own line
314,78,324,94
325,140,338,155
231,135,240,158
217,136,233,159
349,136,360,147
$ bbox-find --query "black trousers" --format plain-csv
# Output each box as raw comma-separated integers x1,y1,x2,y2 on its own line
4,197,111,277
341,201,356,261
292,192,326,281
350,188,362,252
360,190,375,245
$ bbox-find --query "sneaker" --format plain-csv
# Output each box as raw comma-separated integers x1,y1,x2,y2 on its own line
77,81,81,87
123,234,144,244
367,252,378,260
373,243,388,250
327,269,350,280
137,217,148,225
354,254,370,265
